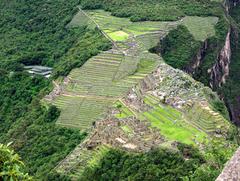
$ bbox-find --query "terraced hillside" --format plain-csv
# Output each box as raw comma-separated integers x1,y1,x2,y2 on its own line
45,10,177,129
50,8,235,180
46,8,220,130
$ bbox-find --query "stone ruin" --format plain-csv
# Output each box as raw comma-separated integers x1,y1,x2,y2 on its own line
85,116,165,152
45,77,72,101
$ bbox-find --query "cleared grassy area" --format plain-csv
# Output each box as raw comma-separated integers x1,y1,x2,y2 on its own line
142,95,207,145
108,31,129,41
182,16,218,41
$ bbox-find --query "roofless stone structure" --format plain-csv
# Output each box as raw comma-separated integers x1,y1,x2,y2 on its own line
216,147,240,181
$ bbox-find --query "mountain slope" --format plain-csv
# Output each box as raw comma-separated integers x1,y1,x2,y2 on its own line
0,0,239,180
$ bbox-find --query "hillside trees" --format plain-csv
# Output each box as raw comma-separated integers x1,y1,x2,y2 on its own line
158,25,202,69
80,141,236,181
81,0,223,21
0,0,110,179
0,143,32,180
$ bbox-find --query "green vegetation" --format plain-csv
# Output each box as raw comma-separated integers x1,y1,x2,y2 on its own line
0,0,109,179
193,17,229,86
54,29,111,77
85,10,177,39
142,96,207,145
0,0,79,69
121,125,134,134
160,25,202,69
0,143,32,180
219,5,240,125
68,146,110,179
81,0,223,21
80,140,236,181
114,101,134,119
1,99,86,178
182,16,218,41
108,31,129,42
81,144,205,181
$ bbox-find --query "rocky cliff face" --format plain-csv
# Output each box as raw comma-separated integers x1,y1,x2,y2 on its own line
186,29,231,90
209,29,231,89
184,40,208,75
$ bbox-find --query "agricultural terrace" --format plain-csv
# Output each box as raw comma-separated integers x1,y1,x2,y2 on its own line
47,9,221,132
53,8,232,177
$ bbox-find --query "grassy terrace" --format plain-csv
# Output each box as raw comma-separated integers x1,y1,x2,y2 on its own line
117,91,230,145
141,95,207,145
119,94,208,145
69,145,110,179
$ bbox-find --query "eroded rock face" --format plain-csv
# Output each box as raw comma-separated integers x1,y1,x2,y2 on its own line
209,29,231,89
185,40,208,74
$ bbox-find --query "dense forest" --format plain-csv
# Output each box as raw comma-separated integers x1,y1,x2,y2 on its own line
81,0,223,21
158,25,202,69
0,0,109,179
80,141,236,181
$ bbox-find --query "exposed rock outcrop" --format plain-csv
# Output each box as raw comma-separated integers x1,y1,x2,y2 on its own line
209,29,231,89
185,40,208,74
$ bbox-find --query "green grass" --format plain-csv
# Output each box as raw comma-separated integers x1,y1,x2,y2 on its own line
141,95,207,145
108,31,129,41
121,125,134,134
182,16,218,41
143,108,207,145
